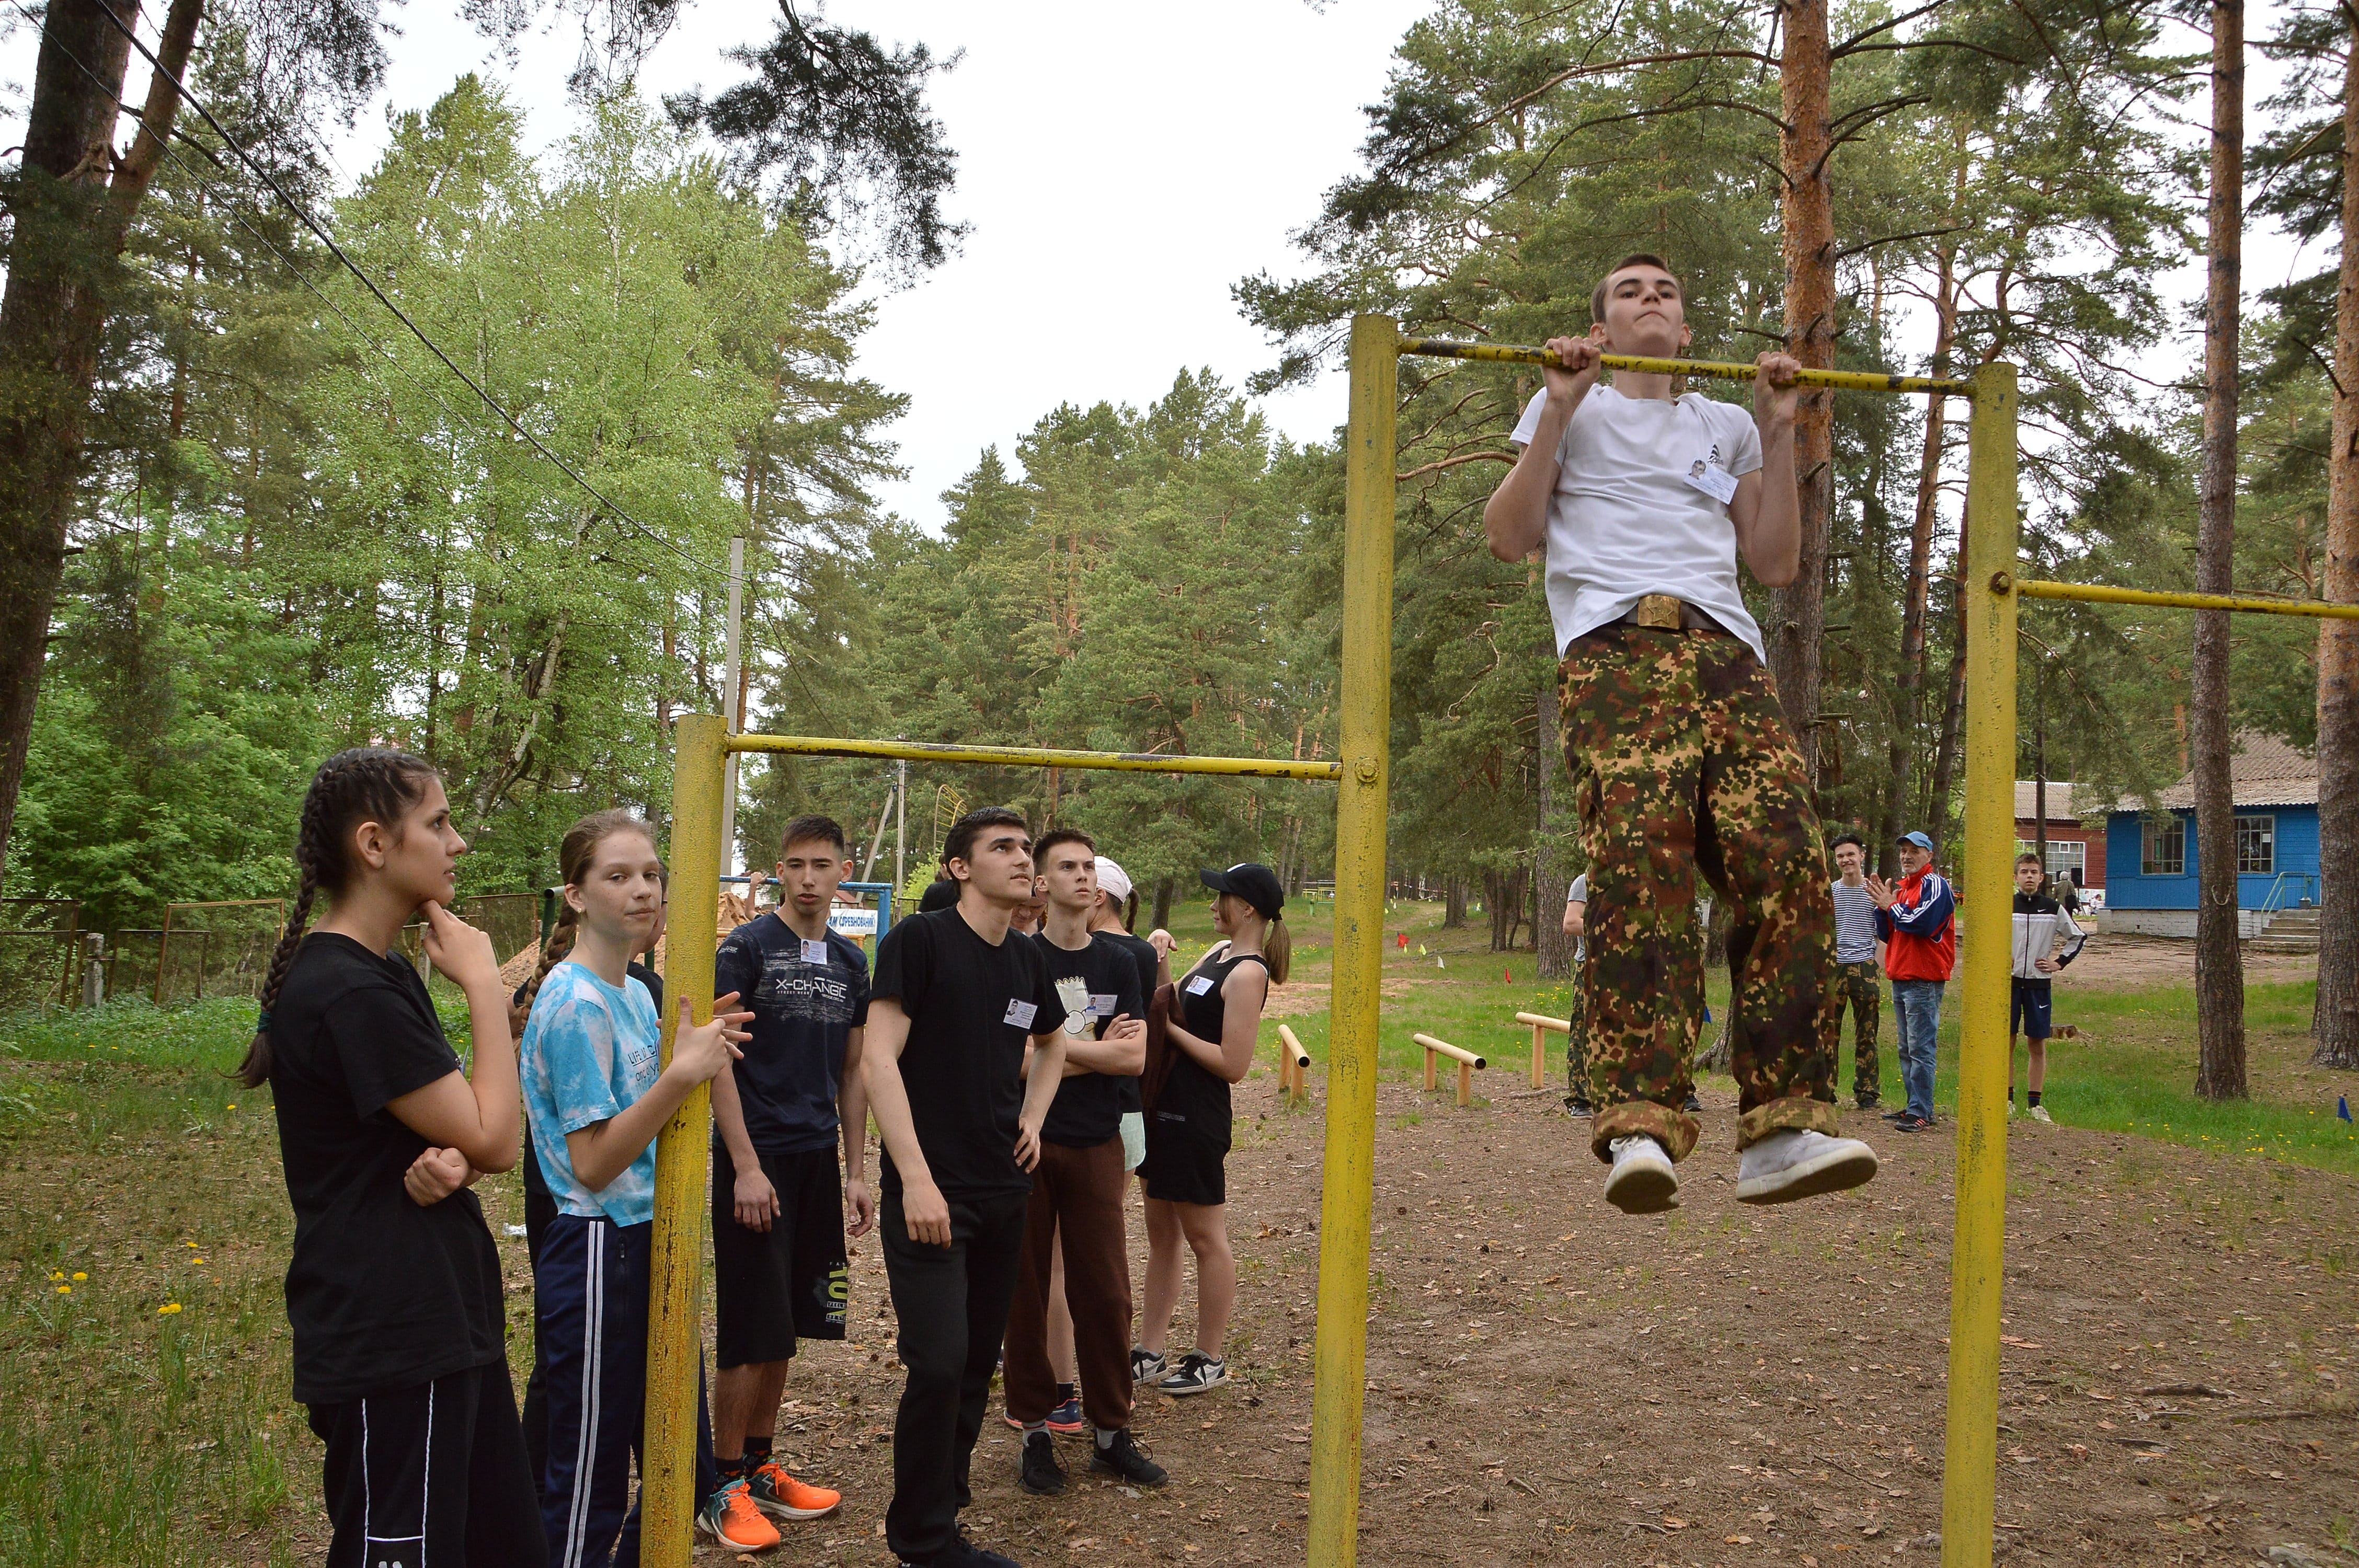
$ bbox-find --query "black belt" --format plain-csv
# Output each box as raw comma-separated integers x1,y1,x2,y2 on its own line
1612,593,1731,636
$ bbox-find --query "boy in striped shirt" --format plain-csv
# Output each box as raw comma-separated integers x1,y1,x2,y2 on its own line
1825,835,1883,1110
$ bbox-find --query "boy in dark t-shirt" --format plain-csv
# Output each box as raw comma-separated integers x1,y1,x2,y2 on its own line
865,808,1071,1568
1004,830,1167,1497
709,816,872,1526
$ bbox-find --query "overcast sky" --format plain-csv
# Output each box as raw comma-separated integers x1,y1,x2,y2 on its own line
0,2,2319,534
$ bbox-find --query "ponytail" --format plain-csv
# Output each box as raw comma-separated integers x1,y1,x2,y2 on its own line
236,747,440,1089
511,809,657,1035
1262,913,1292,986
513,902,582,1032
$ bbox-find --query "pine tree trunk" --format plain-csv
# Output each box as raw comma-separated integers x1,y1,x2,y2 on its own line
1151,876,1173,932
2193,0,2249,1101
1768,0,1837,778
1880,228,1961,877
2316,17,2359,1071
1442,877,1468,930
1928,528,1972,857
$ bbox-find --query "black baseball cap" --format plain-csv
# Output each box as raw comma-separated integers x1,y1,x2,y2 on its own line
1199,862,1285,919
918,877,961,913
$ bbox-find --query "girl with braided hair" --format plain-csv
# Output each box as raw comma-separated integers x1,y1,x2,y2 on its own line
245,747,546,1568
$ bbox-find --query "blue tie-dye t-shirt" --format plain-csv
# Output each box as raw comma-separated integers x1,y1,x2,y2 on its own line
521,960,663,1226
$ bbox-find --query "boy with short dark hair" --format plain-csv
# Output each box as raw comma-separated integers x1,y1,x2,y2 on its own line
1826,833,1884,1110
2008,851,2086,1123
1006,828,1167,1497
708,814,871,1526
865,807,1072,1568
1483,252,1878,1214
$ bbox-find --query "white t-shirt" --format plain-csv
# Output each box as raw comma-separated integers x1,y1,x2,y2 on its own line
1510,384,1767,663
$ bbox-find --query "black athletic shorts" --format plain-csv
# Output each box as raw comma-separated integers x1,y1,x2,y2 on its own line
2010,976,2054,1041
1139,1108,1228,1207
711,1145,850,1368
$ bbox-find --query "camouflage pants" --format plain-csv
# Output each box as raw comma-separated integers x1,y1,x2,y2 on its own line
1826,960,1882,1104
1560,623,1841,1162
1565,970,1589,1099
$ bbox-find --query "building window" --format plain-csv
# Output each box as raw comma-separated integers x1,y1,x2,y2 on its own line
2142,817,2185,876
2044,840,2086,885
2236,814,2276,875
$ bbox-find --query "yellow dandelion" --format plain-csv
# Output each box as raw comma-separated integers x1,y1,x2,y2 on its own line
55,1285,70,1294
225,1103,236,1110
158,1302,182,1315
48,1270,62,1281
72,1272,86,1282
191,1259,205,1266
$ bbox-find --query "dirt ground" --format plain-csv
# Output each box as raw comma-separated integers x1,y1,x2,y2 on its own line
634,1080,2359,1568
2056,934,2318,992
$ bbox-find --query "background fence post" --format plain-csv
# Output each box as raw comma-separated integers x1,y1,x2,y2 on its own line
1940,361,2019,1568
1308,312,1396,1568
642,713,728,1568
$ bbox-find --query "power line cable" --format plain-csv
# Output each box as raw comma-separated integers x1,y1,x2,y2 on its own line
83,0,751,586
7,0,706,593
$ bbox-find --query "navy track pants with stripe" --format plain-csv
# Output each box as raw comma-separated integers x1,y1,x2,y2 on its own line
536,1214,718,1568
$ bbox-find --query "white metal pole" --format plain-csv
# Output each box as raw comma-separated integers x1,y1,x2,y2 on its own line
717,536,746,877
894,756,908,895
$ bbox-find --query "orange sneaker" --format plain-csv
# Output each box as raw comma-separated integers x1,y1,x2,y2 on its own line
748,1460,842,1521
694,1477,781,1551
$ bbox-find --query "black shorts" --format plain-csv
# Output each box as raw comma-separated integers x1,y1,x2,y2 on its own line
305,1358,545,1568
711,1145,849,1369
2010,976,2054,1041
1138,1108,1228,1207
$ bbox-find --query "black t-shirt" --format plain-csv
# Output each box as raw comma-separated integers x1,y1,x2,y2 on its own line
1095,929,1161,1115
714,915,871,1155
267,932,506,1403
518,958,662,1198
1160,946,1268,1145
1032,930,1145,1148
870,908,1068,1200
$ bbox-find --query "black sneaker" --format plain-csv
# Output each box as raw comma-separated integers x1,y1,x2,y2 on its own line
1018,1430,1066,1496
1130,1346,1166,1385
1881,1106,1911,1122
946,1531,1024,1568
1892,1112,1935,1133
1565,1097,1596,1119
1155,1352,1228,1397
1089,1428,1170,1487
1683,1090,1704,1113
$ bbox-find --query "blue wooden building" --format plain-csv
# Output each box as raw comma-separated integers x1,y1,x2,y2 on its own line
2102,732,2320,938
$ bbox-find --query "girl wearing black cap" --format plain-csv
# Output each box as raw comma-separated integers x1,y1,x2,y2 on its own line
1133,863,1291,1397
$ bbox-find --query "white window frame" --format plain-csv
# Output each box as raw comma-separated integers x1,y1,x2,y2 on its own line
2235,814,2276,876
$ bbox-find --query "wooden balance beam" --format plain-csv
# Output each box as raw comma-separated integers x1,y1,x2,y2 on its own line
1275,1023,1314,1098
1412,1032,1487,1107
1515,1010,1572,1089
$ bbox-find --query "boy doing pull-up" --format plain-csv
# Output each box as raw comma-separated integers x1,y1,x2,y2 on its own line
1483,253,1879,1215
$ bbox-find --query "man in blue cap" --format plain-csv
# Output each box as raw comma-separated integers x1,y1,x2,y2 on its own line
1867,832,1955,1132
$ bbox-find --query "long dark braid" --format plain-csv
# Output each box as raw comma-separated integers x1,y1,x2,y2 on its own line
236,748,439,1089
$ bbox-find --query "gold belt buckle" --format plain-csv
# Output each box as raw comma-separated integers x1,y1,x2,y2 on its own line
1632,593,1684,630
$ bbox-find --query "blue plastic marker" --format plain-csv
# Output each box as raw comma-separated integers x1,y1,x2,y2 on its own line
2339,1094,2352,1125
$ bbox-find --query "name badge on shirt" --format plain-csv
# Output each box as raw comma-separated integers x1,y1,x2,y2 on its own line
1090,992,1118,1018
799,938,830,966
1003,999,1039,1030
1684,458,1738,505
1185,974,1216,996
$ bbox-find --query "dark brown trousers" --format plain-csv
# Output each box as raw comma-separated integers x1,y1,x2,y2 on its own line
1003,1135,1134,1431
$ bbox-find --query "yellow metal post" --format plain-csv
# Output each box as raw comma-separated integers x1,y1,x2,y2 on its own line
1308,313,1395,1568
643,713,727,1568
1940,362,2019,1568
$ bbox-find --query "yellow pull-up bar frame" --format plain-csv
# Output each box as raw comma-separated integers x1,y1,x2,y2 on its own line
647,320,2350,1568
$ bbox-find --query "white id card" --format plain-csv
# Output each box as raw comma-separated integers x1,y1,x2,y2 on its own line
799,938,830,965
1003,999,1039,1030
1185,974,1216,996
1683,458,1738,505
1090,992,1119,1018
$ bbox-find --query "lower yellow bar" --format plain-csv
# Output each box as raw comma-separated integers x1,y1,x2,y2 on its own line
2013,578,2359,619
726,732,1342,780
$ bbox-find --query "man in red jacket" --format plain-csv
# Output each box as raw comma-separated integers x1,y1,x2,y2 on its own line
1867,831,1955,1132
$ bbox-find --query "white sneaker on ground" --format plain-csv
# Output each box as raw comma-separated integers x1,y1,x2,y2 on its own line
1604,1135,1679,1214
1736,1128,1880,1205
2006,1099,2017,1119
2027,1104,2053,1123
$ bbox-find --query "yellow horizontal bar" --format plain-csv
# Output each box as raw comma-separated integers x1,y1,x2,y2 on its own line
1514,1010,1571,1033
1395,337,1973,397
725,732,1342,780
2011,578,2359,620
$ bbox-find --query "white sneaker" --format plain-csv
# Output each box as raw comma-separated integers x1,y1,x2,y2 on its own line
2006,1098,2017,1120
1736,1128,1879,1205
2027,1103,2053,1123
1604,1135,1679,1214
